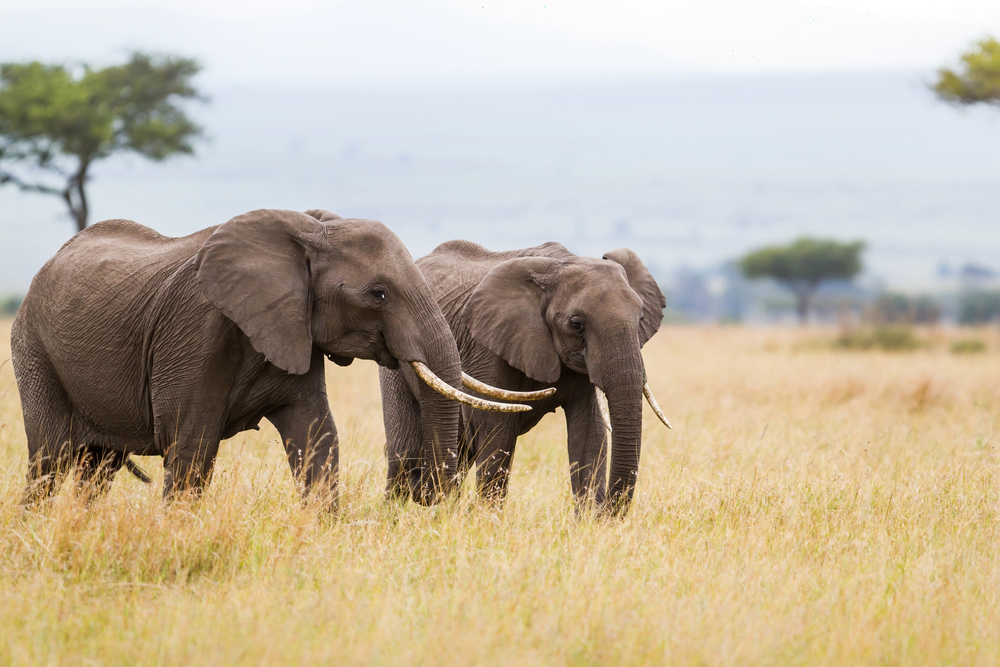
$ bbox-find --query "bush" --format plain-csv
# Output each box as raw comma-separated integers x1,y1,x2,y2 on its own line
958,291,1000,324
836,325,920,351
869,293,941,324
951,339,987,354
0,295,22,316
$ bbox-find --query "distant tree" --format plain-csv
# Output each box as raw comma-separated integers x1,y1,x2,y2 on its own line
932,37,1000,107
870,293,942,325
0,52,205,233
1,294,22,316
739,238,865,324
958,290,1000,324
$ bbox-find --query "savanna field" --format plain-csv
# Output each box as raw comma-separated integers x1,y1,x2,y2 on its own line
0,320,997,665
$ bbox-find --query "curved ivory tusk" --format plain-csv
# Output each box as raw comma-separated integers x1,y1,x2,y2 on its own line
411,362,532,413
595,387,612,432
643,383,673,429
461,373,556,401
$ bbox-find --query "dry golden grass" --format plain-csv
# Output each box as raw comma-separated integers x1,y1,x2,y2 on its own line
0,320,997,666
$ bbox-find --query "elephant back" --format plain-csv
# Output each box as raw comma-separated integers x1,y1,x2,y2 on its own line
418,240,575,319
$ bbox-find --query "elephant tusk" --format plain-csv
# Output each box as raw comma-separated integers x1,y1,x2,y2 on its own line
595,387,612,432
643,383,673,429
411,362,532,413
461,373,556,401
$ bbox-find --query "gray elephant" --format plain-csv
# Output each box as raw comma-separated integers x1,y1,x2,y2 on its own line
380,241,671,515
11,209,525,504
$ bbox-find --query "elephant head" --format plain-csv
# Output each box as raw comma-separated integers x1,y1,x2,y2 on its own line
194,208,523,501
462,247,668,513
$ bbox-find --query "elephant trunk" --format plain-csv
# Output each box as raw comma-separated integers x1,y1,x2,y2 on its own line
408,299,463,505
594,331,645,516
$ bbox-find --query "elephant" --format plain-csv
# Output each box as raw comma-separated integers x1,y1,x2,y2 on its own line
380,240,671,515
11,208,529,505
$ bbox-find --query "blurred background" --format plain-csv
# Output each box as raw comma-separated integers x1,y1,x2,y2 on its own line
2,0,999,325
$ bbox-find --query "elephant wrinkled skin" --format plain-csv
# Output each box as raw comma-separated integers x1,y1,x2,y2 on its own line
381,240,669,515
12,209,494,504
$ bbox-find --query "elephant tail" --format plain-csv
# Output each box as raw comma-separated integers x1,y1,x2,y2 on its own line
124,457,152,484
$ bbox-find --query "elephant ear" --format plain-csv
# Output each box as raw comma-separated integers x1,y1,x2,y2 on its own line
303,209,343,223
463,256,563,383
196,209,325,375
603,247,666,346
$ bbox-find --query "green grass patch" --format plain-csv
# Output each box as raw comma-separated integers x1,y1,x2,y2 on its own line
950,338,987,354
835,325,920,352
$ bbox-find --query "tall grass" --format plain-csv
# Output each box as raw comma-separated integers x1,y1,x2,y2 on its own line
0,322,997,665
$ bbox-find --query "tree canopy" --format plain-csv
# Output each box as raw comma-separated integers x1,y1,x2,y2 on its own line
932,37,1000,107
958,290,1000,324
0,52,204,232
739,238,865,324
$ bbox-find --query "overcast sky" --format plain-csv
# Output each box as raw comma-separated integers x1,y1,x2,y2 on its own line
3,0,1000,293
2,0,997,83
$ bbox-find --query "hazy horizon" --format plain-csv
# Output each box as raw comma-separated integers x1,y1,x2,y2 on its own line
2,69,999,295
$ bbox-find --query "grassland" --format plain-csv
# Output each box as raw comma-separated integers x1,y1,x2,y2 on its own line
0,320,997,666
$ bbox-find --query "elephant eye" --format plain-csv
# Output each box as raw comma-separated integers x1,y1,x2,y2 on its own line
569,317,585,335
370,287,387,302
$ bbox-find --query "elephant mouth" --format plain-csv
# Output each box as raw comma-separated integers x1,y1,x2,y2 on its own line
560,348,587,375
372,331,399,368
376,351,400,369
325,352,354,367
316,331,398,369
323,348,397,369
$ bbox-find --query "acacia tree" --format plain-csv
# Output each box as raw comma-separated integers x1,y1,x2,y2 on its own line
933,37,1000,107
0,52,204,233
739,238,865,324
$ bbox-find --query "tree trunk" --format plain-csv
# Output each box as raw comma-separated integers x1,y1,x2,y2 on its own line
795,288,812,325
69,160,90,232
72,207,87,232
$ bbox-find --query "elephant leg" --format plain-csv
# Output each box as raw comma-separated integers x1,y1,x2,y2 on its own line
267,399,339,506
152,331,241,499
564,390,609,508
23,415,74,502
12,338,76,503
473,416,518,505
74,446,126,498
15,351,123,502
379,366,421,502
454,408,474,491
160,424,223,499
155,392,227,498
